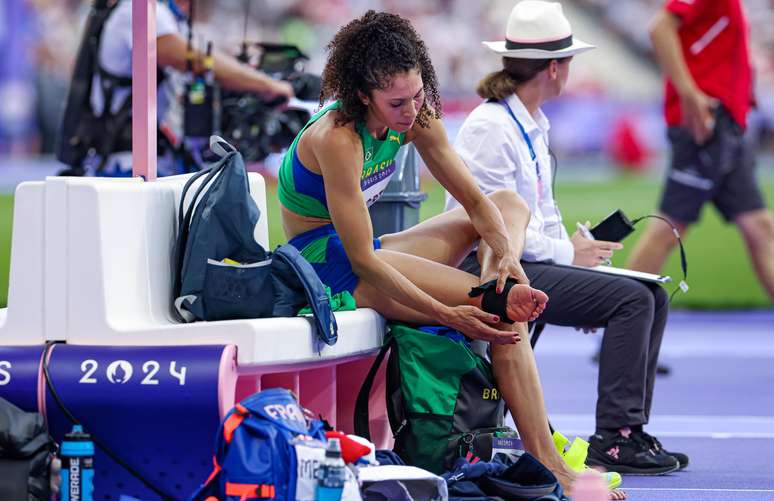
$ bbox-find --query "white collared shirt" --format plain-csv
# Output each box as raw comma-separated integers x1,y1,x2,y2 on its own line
445,94,574,264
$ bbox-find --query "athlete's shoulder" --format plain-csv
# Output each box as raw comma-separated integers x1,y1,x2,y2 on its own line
306,110,361,152
299,111,362,175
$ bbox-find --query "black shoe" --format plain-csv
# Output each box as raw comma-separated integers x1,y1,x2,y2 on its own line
586,430,680,475
636,431,689,470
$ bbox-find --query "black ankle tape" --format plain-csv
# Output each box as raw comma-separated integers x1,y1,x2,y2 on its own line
468,278,518,324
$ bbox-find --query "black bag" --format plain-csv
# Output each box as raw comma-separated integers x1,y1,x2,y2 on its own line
445,453,566,501
0,398,55,501
172,136,339,345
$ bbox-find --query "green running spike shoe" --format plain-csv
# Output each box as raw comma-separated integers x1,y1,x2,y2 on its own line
553,430,622,489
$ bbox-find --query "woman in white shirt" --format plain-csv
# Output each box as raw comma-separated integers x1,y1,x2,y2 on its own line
446,0,688,480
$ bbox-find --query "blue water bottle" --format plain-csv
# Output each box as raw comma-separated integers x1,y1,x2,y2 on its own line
315,438,346,501
60,424,95,501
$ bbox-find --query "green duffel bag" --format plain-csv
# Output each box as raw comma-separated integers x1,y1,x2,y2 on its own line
355,323,510,473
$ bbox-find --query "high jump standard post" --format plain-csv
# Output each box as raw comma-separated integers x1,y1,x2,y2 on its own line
132,0,157,181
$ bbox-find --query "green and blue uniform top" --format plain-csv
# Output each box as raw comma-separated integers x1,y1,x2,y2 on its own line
279,101,406,295
278,101,406,219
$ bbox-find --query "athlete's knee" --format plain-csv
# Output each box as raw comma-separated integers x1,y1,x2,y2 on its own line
377,231,399,249
489,189,530,218
738,210,774,248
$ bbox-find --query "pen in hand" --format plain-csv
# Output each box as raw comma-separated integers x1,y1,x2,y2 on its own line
576,221,612,267
576,221,595,240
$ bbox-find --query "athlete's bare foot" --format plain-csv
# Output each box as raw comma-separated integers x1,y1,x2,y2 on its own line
545,458,577,497
506,284,549,322
610,488,627,500
549,461,626,500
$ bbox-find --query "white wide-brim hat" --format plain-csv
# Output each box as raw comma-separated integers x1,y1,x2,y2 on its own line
483,0,595,59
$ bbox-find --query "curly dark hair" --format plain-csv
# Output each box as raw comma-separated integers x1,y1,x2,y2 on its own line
319,10,442,128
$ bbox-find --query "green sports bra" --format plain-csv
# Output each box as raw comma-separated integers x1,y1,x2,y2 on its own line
278,101,406,219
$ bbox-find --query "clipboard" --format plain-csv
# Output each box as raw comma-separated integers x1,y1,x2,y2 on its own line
556,263,672,284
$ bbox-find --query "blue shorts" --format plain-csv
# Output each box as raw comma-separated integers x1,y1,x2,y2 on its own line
288,224,381,295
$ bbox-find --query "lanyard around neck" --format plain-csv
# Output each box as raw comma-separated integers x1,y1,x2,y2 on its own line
500,100,541,181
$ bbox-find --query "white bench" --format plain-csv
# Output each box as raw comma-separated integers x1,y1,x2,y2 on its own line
0,173,388,437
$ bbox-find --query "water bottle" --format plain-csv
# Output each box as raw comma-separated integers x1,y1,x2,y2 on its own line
315,438,346,501
60,424,95,501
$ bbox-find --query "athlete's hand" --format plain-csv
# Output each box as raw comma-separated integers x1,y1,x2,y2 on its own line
496,254,529,291
680,87,718,145
440,305,520,344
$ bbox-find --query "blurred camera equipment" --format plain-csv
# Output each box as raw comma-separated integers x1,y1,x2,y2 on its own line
219,42,321,163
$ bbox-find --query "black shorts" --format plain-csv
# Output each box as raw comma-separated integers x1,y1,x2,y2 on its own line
658,107,766,224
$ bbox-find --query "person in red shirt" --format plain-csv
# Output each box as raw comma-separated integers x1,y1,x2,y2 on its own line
627,0,774,303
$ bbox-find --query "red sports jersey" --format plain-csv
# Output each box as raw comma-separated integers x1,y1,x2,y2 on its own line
663,0,752,129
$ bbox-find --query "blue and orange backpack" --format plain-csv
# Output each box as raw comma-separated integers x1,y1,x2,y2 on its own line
189,388,328,501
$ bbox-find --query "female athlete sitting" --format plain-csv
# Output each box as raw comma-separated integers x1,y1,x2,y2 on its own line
278,10,586,495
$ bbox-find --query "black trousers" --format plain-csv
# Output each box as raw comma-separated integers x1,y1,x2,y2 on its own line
461,253,669,429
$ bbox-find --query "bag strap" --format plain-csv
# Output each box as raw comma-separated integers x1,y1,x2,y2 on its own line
222,403,249,444
171,163,219,300
177,150,233,247
226,482,276,499
354,336,394,441
177,136,238,232
179,162,218,229
189,455,222,501
273,244,338,345
210,134,237,157
191,402,249,501
177,138,236,226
